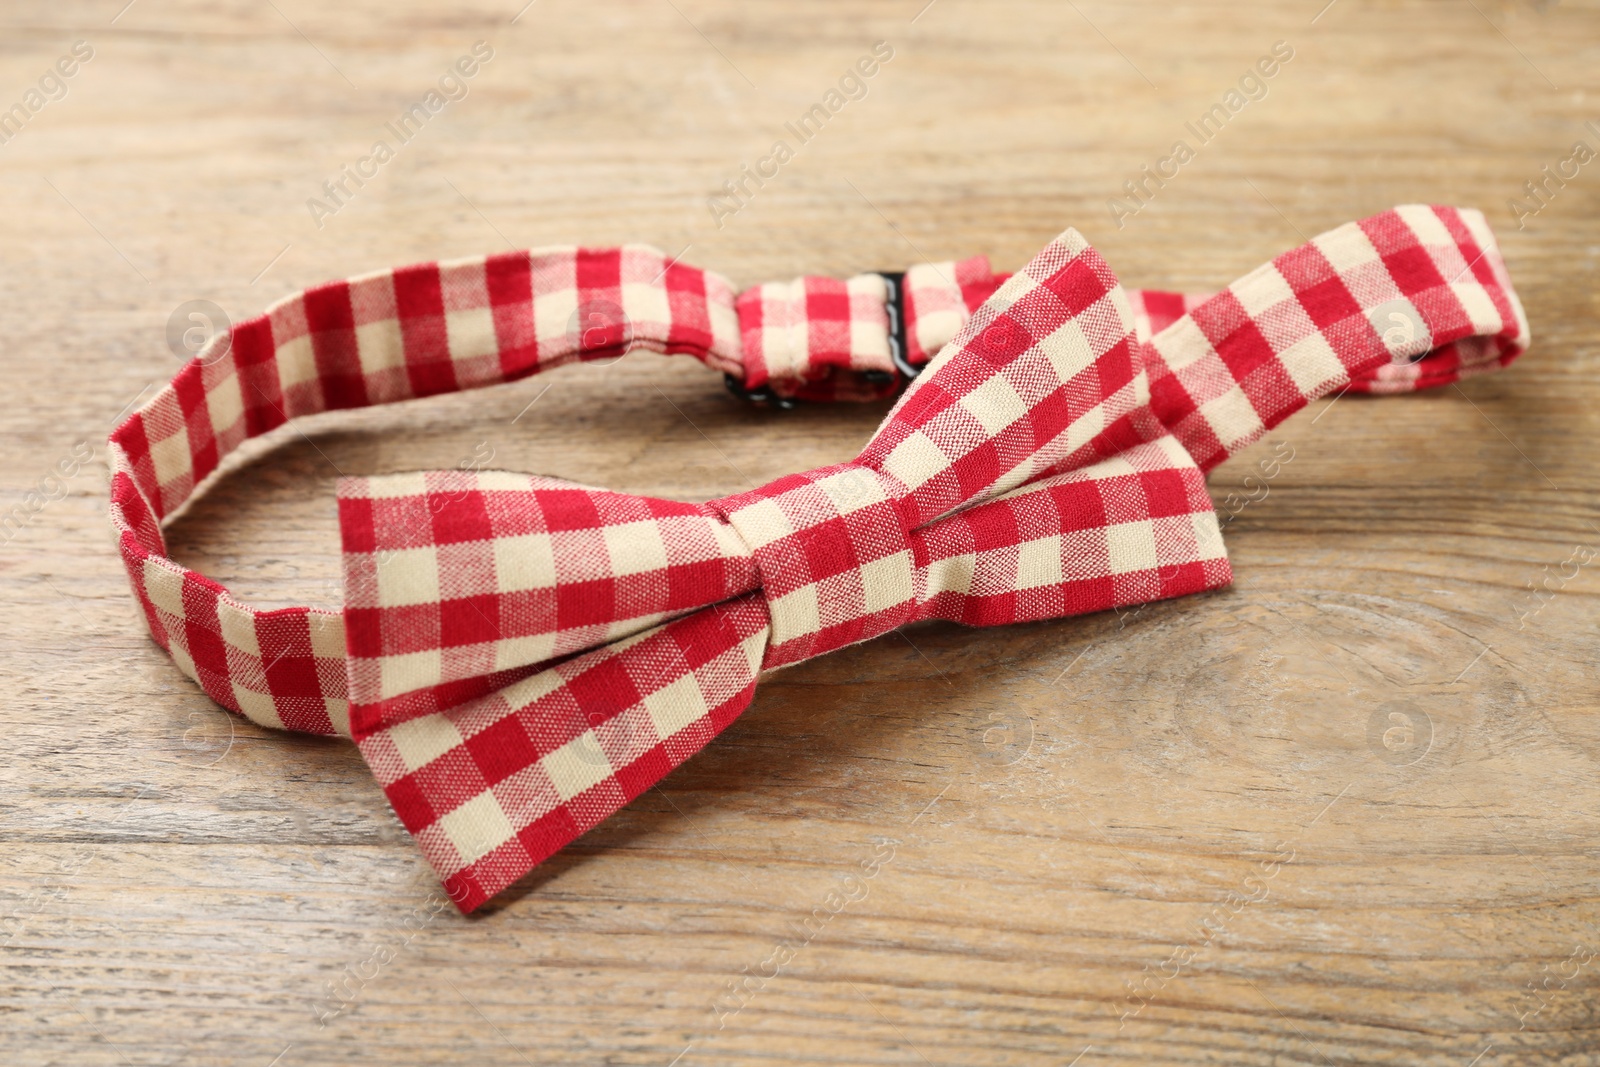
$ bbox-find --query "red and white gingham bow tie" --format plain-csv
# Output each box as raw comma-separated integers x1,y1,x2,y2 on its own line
110,205,1528,911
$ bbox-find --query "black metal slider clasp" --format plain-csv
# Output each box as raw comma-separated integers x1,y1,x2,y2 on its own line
874,271,920,386
722,373,799,409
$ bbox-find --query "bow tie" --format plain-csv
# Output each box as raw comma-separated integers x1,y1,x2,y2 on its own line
109,205,1528,912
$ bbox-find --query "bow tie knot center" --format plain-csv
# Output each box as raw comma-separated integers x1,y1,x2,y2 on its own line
711,464,920,668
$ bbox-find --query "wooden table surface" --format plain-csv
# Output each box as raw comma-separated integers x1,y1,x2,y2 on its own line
4,1,1598,1064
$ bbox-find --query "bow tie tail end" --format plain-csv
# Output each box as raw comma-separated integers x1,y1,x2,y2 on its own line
353,591,773,914
1141,205,1529,473
855,205,1527,541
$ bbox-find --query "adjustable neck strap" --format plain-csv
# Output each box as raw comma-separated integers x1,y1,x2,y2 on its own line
105,244,971,736
107,205,1528,740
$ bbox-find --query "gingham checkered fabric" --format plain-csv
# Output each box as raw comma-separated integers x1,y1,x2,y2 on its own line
736,273,900,401
108,205,1528,912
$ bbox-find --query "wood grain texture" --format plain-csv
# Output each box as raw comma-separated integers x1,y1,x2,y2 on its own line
3,1,1598,1064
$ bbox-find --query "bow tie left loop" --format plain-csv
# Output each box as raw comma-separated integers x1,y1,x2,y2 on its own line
336,460,927,728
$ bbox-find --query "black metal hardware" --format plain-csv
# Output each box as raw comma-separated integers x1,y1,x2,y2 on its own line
723,373,799,409
875,271,920,385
